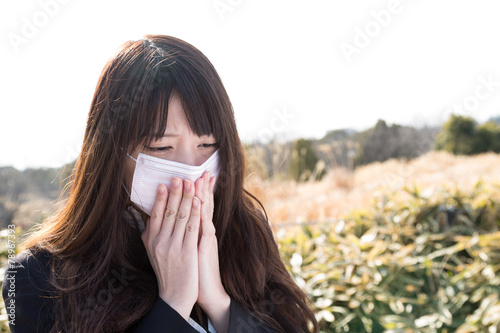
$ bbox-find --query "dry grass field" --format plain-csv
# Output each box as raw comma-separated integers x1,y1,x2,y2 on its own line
245,151,500,228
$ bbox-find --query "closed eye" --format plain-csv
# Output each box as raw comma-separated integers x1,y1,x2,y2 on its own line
200,143,219,148
144,146,172,152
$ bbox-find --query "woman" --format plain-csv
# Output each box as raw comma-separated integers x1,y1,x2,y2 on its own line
2,35,318,332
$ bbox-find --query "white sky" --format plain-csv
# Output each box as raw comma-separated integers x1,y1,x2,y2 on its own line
1,0,500,169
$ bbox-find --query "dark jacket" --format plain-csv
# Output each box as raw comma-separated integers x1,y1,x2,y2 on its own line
2,249,275,332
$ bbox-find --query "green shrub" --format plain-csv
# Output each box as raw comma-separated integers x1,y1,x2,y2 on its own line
435,114,500,155
278,181,500,332
475,122,500,154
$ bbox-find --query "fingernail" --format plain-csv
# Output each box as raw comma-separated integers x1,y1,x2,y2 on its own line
158,184,165,194
184,179,191,192
193,196,199,208
172,177,181,189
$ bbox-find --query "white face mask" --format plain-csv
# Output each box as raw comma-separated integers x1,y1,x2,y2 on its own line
125,149,220,216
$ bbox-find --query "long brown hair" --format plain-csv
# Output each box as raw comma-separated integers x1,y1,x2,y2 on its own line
22,35,318,332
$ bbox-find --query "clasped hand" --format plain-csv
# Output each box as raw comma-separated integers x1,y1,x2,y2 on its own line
140,171,230,330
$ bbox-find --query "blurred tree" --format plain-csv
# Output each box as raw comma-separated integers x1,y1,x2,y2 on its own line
354,119,435,165
435,115,477,155
475,121,500,153
435,115,500,155
289,139,325,182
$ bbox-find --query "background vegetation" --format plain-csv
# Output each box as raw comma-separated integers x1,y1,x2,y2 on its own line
279,183,500,332
1,114,500,332
435,115,500,155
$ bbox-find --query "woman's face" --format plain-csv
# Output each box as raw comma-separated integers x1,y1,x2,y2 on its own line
123,93,218,193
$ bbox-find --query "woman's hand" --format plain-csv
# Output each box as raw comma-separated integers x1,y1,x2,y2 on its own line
195,172,231,332
141,178,201,321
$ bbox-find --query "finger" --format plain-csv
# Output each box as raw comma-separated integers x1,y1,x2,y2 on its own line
200,173,215,247
160,177,182,237
194,176,205,202
142,184,168,244
199,200,216,254
184,196,201,249
202,171,210,206
171,179,195,244
194,176,206,244
200,200,213,235
199,186,208,243
208,175,215,221
198,172,208,213
199,172,211,242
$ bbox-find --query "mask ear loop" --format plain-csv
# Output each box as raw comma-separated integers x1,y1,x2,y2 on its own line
121,150,149,224
119,146,138,162
126,152,137,162
122,182,132,197
121,149,137,197
121,149,146,231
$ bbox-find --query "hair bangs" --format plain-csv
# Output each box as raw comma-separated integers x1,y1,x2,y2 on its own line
133,57,225,148
121,55,175,149
171,65,225,144
139,79,174,147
